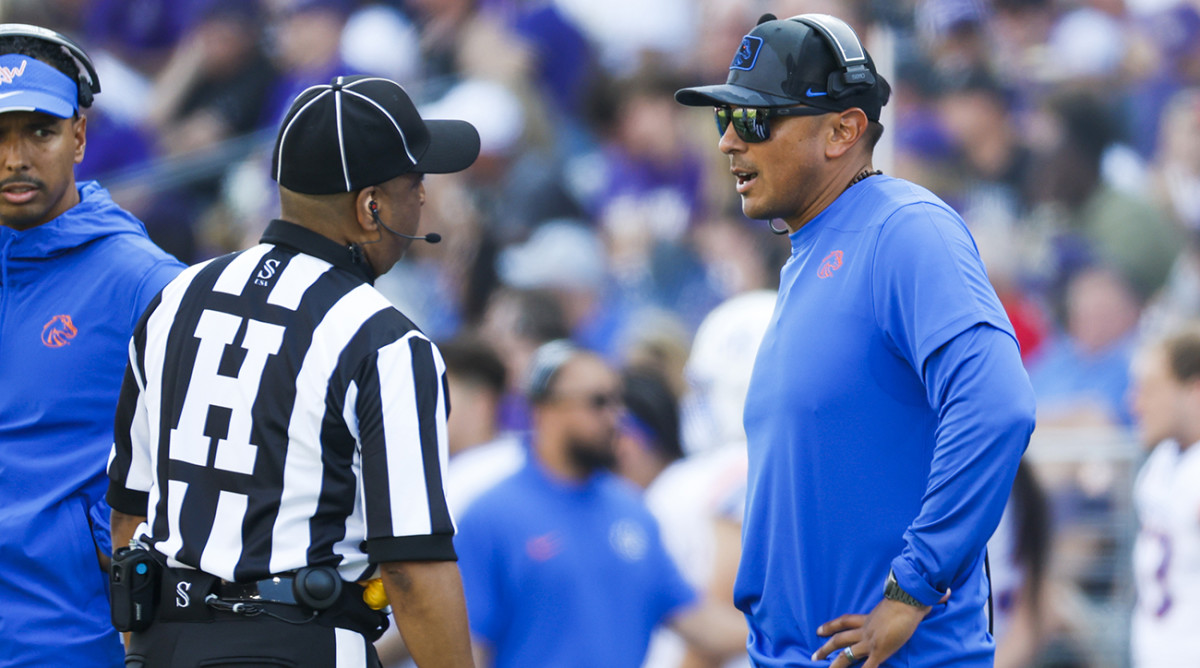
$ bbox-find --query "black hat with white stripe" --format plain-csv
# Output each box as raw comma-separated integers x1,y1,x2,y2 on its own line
272,75,480,195
675,13,890,122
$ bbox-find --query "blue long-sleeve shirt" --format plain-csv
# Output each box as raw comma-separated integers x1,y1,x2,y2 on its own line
0,182,183,667
737,176,1036,667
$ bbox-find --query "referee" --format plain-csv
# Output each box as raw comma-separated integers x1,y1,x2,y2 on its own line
107,75,479,668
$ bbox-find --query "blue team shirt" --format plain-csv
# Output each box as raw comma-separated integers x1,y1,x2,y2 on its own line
455,457,696,668
0,182,183,667
737,176,1035,667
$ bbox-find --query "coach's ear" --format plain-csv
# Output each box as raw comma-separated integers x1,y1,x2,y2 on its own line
825,108,868,159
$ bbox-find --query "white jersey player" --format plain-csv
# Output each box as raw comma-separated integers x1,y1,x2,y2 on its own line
1128,326,1200,667
643,290,776,668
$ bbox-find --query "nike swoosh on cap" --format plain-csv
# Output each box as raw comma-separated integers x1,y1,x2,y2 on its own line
805,88,828,97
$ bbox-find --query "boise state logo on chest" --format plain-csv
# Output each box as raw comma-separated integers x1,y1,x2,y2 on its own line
731,35,763,71
42,314,78,347
818,250,844,279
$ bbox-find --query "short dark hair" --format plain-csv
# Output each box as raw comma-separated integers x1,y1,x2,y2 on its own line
439,336,507,396
495,288,570,344
863,120,884,151
0,35,81,97
1163,325,1200,384
621,367,683,463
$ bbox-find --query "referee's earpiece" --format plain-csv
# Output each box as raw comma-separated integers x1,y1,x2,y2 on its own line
368,200,380,226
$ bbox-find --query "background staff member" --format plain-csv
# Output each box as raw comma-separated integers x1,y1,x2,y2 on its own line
453,340,748,668
1127,325,1200,667
0,24,183,668
676,13,1036,668
107,75,479,668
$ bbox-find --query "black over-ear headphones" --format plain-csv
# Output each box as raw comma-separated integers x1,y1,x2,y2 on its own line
791,14,875,99
0,23,101,108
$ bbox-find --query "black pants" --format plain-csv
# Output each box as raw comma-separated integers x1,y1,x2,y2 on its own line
125,610,384,668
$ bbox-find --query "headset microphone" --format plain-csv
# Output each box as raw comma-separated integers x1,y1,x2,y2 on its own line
393,230,442,244
369,201,441,244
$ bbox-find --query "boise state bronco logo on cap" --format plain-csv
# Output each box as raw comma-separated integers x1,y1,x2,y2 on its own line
730,35,763,71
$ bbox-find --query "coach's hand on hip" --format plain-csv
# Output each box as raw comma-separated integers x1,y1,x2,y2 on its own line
812,591,949,668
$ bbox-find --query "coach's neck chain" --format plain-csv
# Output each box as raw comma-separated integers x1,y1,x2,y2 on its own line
846,167,882,191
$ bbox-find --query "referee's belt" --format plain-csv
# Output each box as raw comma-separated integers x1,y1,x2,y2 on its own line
161,566,389,640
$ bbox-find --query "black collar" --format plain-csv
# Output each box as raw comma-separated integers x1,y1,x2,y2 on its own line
259,219,375,284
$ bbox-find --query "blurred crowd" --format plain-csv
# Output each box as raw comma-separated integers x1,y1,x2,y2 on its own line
9,0,1200,665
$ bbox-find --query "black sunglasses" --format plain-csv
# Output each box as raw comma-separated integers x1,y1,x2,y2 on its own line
714,105,831,143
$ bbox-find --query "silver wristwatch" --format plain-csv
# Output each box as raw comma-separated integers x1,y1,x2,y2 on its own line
884,569,925,608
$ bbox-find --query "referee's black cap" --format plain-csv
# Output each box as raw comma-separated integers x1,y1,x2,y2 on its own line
675,13,890,122
272,75,480,195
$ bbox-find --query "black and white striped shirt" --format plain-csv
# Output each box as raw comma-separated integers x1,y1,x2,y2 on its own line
108,219,455,583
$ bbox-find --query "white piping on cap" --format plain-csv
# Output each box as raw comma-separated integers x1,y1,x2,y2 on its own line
275,87,333,185
334,76,352,191
342,79,417,166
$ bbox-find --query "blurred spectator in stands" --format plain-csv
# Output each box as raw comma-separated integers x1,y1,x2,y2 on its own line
148,0,275,152
618,310,692,400
497,219,632,357
421,77,582,245
478,286,571,435
990,0,1056,86
614,367,684,491
934,66,1035,221
676,2,757,91
581,68,719,326
690,210,787,301
553,0,695,76
1041,0,1129,87
1148,88,1200,235
587,67,704,242
969,203,1052,363
1121,3,1200,158
914,0,991,79
477,1,595,120
407,0,498,88
139,0,278,262
1028,92,1180,303
929,65,1054,361
83,0,192,75
259,0,356,127
1029,265,1142,428
340,3,422,83
1144,88,1200,337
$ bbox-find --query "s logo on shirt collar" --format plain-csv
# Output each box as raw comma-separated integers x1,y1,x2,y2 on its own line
818,251,844,279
